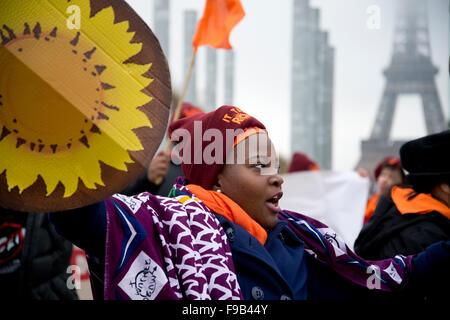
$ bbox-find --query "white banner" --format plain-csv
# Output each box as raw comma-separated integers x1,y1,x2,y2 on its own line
280,171,370,250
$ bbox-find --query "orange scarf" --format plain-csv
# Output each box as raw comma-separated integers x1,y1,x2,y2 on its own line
186,184,268,245
391,186,450,219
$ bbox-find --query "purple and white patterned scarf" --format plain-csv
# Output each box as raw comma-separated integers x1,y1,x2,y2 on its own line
102,186,242,300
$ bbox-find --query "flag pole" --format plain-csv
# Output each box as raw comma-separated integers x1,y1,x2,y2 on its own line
168,50,197,147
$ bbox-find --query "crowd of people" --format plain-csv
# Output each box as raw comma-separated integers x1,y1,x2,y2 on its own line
1,102,449,301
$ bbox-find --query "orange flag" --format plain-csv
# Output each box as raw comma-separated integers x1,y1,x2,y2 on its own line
192,0,245,52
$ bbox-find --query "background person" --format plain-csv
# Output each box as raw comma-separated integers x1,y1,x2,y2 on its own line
0,209,78,300
355,130,450,260
354,130,450,299
287,152,320,173
363,157,405,224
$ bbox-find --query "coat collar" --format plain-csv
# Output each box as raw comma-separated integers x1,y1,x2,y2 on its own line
214,214,302,281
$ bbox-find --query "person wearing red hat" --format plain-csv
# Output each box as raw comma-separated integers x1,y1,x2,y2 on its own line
49,107,450,301
287,152,320,173
171,102,205,122
167,106,287,240
362,156,405,224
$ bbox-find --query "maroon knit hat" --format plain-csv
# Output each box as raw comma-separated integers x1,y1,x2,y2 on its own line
168,105,266,189
374,156,401,180
288,152,320,173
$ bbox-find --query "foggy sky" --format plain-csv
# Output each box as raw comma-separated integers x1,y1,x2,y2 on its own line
126,0,449,171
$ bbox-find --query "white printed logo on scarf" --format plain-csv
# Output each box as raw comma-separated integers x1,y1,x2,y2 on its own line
318,228,347,257
383,262,403,284
113,194,143,214
118,251,168,300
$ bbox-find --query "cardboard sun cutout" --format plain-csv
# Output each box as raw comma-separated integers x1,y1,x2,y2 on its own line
0,0,171,212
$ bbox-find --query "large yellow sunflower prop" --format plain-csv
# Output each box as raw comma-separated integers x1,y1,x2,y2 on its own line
0,0,171,212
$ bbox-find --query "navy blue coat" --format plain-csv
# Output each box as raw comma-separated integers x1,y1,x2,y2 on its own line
214,215,308,300
214,214,398,301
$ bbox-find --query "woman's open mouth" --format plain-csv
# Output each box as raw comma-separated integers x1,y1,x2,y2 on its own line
265,192,283,213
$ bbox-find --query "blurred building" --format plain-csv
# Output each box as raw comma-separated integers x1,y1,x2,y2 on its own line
290,0,334,170
183,10,197,105
224,50,235,106
205,49,236,111
205,47,218,111
153,0,170,59
357,0,447,174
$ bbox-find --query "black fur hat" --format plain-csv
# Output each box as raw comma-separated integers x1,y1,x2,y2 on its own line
400,130,450,193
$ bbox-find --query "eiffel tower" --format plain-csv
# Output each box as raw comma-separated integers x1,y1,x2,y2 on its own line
357,0,447,174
